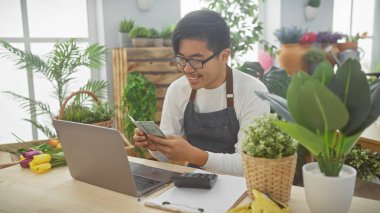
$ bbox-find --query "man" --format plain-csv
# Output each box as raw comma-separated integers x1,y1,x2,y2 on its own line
133,10,269,176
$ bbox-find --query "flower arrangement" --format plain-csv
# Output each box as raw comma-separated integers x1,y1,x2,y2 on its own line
273,26,304,44
242,113,297,159
343,32,368,43
299,32,317,44
18,140,66,174
316,31,344,44
256,59,380,177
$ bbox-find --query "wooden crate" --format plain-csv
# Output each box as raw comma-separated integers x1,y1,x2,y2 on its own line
112,47,182,132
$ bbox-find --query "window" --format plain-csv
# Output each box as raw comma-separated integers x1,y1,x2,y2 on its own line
0,0,95,144
333,0,375,72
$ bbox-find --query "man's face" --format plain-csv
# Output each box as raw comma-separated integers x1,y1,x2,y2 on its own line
176,39,229,89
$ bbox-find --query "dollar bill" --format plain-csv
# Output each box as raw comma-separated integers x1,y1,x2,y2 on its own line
128,114,166,138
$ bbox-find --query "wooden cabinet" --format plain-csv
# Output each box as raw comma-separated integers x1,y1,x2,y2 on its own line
112,47,182,132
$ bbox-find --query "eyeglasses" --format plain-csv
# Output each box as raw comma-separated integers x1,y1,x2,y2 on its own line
174,51,221,69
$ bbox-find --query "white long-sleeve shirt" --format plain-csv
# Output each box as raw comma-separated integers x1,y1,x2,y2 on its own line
150,68,270,176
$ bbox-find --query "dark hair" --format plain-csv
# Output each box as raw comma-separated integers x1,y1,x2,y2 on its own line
172,10,230,55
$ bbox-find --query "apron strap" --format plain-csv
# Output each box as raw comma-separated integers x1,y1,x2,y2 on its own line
189,65,234,108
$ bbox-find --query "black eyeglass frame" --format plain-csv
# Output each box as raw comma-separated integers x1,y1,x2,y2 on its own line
174,50,222,69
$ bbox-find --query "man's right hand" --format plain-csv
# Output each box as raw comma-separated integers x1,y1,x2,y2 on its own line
132,128,158,151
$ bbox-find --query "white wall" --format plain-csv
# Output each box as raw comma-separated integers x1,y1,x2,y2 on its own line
96,0,181,105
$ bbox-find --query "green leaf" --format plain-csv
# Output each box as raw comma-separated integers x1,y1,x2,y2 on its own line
341,132,362,156
297,79,349,132
287,72,310,126
255,91,294,122
329,59,371,135
274,120,324,156
311,61,334,86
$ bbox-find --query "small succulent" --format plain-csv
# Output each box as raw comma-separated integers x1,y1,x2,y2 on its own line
303,48,326,63
308,0,321,7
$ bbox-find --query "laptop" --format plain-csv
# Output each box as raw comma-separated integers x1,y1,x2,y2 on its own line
53,119,180,197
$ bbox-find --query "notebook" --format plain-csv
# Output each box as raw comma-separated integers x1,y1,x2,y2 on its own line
145,169,247,213
53,119,180,197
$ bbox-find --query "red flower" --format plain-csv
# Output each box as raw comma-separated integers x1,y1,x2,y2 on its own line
300,32,317,44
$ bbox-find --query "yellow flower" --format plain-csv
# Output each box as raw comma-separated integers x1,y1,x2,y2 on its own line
30,163,52,174
30,154,51,165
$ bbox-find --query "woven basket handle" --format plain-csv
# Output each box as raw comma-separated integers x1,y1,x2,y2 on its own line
58,90,101,120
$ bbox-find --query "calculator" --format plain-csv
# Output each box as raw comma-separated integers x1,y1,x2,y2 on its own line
172,173,218,189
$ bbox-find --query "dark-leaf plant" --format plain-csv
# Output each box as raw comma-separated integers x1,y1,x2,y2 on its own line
239,62,290,99
256,59,380,177
0,39,108,138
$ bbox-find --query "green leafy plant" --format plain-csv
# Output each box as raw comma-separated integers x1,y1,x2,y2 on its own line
239,62,290,99
343,32,368,43
160,24,175,39
273,26,304,44
345,144,380,181
129,26,150,38
149,28,160,38
242,113,297,159
256,59,380,176
119,18,135,33
122,72,156,157
64,102,113,124
304,48,326,63
308,0,321,7
0,39,108,138
204,0,277,64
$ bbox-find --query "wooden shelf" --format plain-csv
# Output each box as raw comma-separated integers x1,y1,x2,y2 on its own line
112,47,181,132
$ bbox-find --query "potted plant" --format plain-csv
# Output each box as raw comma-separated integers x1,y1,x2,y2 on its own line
118,18,135,47
122,72,156,158
0,39,107,138
337,32,368,51
239,62,290,99
256,59,380,213
305,0,321,20
129,26,151,47
303,48,326,75
242,113,298,203
316,31,343,65
160,24,175,46
273,26,310,75
149,28,163,47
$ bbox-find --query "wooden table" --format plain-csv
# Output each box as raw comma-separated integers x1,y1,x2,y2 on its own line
359,122,380,152
1,157,379,213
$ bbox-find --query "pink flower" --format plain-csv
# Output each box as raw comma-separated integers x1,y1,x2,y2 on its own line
300,32,317,44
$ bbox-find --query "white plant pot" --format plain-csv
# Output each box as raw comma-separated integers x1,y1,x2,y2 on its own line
119,32,132,47
303,162,357,213
305,5,319,20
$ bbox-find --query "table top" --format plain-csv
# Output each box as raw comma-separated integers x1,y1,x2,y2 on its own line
1,157,379,213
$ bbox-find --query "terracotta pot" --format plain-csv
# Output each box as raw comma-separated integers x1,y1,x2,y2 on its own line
321,43,340,66
278,44,311,75
337,42,358,51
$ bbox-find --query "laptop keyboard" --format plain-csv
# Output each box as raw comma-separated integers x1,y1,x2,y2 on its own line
133,174,161,192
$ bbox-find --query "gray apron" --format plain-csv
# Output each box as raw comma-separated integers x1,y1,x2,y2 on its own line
184,66,240,157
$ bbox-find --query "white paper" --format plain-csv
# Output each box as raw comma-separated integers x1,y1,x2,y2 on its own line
145,170,247,213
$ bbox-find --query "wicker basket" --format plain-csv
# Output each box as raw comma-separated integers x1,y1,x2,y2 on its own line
242,153,297,203
57,90,113,128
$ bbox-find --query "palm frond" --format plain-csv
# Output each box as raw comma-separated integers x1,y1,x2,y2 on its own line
3,91,54,118
23,118,56,138
80,43,107,70
73,80,108,105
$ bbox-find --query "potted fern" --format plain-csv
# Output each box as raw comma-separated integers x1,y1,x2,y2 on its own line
0,39,107,138
118,18,135,47
256,59,380,212
242,113,298,203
